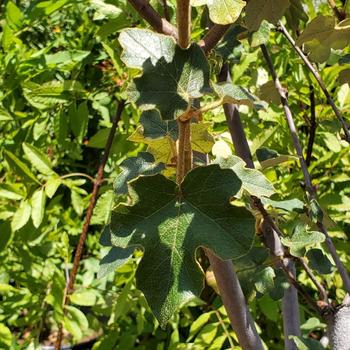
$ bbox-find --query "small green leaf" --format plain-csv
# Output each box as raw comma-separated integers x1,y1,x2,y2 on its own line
70,290,97,306
281,225,325,257
309,199,324,223
259,80,280,105
22,80,86,109
70,101,89,142
191,0,246,25
289,336,324,350
214,155,275,197
5,1,24,29
45,177,62,198
187,312,213,341
3,149,40,184
245,0,290,31
250,21,272,47
71,190,85,216
98,246,134,278
12,200,31,231
0,184,24,200
213,82,256,107
262,198,304,213
31,188,46,228
109,164,255,327
254,267,275,294
114,152,165,195
91,190,114,225
64,305,89,341
22,142,54,176
0,323,12,347
306,249,333,275
0,222,12,252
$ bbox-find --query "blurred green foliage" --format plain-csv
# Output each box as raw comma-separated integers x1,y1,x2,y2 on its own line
0,0,350,349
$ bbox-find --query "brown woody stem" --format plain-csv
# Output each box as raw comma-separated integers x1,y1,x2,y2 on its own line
177,0,191,48
176,118,192,185
55,101,125,350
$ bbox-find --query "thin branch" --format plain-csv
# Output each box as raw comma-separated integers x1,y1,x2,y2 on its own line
128,0,178,39
199,24,231,54
282,260,301,350
298,257,329,302
218,64,325,335
161,0,170,21
260,43,350,295
278,22,350,143
205,249,265,350
281,262,320,312
55,101,125,350
328,0,346,20
306,85,316,166
177,0,191,48
59,172,95,183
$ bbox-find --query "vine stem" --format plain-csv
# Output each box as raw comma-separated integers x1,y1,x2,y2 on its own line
260,44,350,295
177,0,191,48
278,22,350,143
55,101,125,350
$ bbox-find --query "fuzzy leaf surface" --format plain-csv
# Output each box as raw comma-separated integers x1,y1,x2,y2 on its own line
140,110,178,140
191,0,246,25
114,152,165,195
281,225,325,257
296,16,350,63
120,29,210,119
214,155,275,197
245,0,290,31
109,164,255,326
213,82,256,107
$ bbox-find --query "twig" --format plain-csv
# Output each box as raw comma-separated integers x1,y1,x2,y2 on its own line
277,22,350,143
55,101,125,350
205,249,264,350
161,0,170,21
282,260,301,350
128,0,178,39
281,262,320,313
129,0,229,54
306,85,316,166
328,0,346,20
59,172,95,183
177,0,191,48
260,43,350,295
199,24,231,54
298,257,329,302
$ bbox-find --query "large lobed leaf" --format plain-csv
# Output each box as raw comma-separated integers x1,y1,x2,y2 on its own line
107,165,255,326
296,16,350,63
119,29,210,120
245,0,290,31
